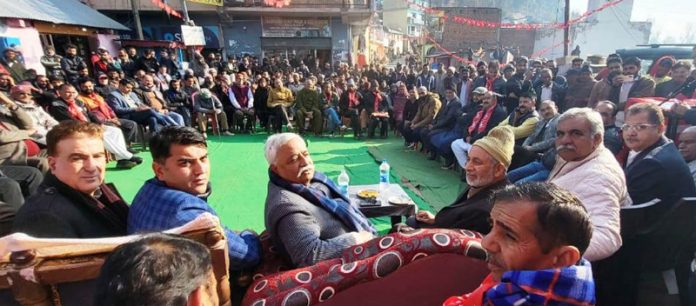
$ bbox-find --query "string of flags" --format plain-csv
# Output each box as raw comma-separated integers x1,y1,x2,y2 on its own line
405,0,625,31
264,0,292,8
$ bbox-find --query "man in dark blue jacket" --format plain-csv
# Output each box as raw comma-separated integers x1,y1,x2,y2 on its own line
623,103,696,212
424,86,462,160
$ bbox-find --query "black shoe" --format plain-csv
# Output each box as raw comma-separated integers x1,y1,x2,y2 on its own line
127,147,139,154
130,156,143,165
427,152,437,160
116,159,137,169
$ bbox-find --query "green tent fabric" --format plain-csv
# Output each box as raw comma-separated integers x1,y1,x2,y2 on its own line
106,134,464,233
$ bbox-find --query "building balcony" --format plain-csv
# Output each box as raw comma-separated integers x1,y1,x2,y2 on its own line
223,0,372,21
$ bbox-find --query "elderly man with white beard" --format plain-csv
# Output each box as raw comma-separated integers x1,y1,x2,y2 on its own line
264,133,376,268
409,126,513,234
547,107,631,261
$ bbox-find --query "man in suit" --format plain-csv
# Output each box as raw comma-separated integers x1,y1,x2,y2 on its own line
106,79,174,133
424,86,462,160
623,102,696,211
534,69,564,110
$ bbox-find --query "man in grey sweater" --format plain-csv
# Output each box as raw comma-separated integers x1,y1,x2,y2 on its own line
264,133,375,268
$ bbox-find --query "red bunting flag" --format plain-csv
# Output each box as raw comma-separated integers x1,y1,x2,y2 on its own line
151,0,183,19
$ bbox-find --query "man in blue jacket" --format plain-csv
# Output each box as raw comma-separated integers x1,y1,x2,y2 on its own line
106,79,175,133
128,126,261,271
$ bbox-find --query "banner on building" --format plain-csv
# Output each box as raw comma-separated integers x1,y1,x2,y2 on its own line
181,25,206,46
187,0,223,6
262,17,331,38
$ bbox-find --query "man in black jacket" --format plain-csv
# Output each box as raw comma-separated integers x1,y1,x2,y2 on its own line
424,86,461,160
13,121,130,238
137,49,160,74
60,44,87,85
503,57,532,114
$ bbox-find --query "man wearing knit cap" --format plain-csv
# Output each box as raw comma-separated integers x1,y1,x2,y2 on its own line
410,126,513,234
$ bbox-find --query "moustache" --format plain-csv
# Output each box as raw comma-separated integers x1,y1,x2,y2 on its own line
297,165,314,178
556,144,576,151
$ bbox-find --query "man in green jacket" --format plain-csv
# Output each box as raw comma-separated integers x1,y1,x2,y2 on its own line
294,79,323,136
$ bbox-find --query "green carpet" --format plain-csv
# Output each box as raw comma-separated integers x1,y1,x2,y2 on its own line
106,133,463,233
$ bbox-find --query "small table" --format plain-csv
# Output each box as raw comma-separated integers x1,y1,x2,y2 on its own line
348,184,417,226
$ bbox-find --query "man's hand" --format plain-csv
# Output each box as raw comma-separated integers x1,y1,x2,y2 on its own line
136,105,150,111
671,102,691,117
415,211,436,225
465,136,471,143
214,109,222,114
110,119,121,126
162,109,169,115
305,111,313,119
353,231,375,244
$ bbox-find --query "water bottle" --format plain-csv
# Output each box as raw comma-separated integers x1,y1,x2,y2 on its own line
337,169,350,197
379,160,390,204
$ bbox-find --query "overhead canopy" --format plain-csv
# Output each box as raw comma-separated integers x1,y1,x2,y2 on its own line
0,0,128,31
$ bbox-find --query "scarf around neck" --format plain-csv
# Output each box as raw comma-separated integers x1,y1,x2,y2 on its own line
64,98,88,122
484,259,596,306
469,102,497,136
268,169,376,235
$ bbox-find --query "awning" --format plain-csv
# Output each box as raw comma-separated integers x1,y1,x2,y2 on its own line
114,39,186,49
0,0,128,31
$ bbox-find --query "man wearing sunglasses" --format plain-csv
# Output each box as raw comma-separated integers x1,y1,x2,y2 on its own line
623,103,696,214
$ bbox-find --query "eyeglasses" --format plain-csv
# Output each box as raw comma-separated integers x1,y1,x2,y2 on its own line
620,123,657,132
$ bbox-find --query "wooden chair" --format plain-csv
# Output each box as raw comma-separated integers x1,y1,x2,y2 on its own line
0,213,231,306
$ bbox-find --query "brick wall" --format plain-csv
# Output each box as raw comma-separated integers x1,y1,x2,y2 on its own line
439,7,501,52
500,28,536,57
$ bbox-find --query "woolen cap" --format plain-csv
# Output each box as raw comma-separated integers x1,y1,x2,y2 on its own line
472,126,515,169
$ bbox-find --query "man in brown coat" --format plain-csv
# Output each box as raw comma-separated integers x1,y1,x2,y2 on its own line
588,57,623,108
403,86,441,148
0,92,48,173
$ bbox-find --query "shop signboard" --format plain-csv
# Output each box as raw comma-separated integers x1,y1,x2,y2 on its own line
262,17,331,38
181,25,206,46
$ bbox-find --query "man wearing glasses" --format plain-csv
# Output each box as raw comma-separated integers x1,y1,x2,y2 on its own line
546,107,630,261
623,103,696,213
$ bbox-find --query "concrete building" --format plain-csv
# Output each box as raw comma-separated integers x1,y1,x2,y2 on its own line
382,0,428,52
89,0,373,65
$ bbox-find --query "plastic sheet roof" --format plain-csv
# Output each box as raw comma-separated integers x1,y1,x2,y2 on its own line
0,0,129,30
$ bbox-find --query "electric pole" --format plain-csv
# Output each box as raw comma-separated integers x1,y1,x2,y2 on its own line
130,0,144,40
563,0,570,56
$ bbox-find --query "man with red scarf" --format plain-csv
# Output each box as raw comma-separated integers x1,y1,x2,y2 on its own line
450,90,507,169
78,79,137,147
363,80,390,139
48,84,142,169
339,80,364,139
228,72,255,133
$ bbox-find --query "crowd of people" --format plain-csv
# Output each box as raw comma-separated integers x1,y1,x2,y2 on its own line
2,43,696,306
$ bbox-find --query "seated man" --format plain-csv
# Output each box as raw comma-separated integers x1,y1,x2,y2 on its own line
228,72,256,133
547,107,630,261
10,84,58,146
496,90,540,146
412,126,513,233
128,126,261,271
106,79,173,133
78,78,137,146
424,86,461,160
624,103,696,212
94,233,219,306
450,90,507,169
49,84,142,169
403,86,441,148
678,126,696,185
135,74,185,126
264,133,375,267
12,121,130,238
0,92,49,173
193,88,234,137
294,79,323,136
443,182,595,306
509,100,559,170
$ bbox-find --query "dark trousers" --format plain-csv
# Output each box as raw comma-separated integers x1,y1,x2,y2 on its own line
0,165,43,209
403,125,425,144
123,109,163,132
342,108,362,137
295,109,323,135
510,146,541,170
270,106,289,133
368,117,389,138
105,119,137,145
233,109,256,132
172,107,192,127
